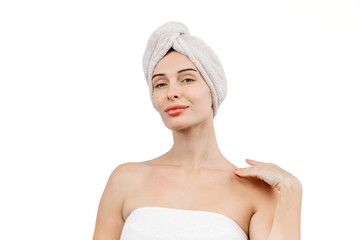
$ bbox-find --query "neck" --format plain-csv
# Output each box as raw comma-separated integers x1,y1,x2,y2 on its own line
164,117,227,173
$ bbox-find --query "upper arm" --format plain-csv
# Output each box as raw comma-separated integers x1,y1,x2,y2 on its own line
248,185,279,240
92,162,136,240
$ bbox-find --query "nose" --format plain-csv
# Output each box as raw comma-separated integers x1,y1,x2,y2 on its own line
166,82,181,100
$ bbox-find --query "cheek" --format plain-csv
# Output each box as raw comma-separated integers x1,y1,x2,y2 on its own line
152,92,163,109
188,87,212,106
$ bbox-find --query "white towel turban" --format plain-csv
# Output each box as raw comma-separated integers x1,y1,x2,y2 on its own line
142,21,227,118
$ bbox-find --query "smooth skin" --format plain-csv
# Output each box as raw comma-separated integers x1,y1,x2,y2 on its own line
92,50,302,240
236,159,302,240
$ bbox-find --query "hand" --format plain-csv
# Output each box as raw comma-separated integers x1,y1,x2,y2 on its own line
234,159,301,192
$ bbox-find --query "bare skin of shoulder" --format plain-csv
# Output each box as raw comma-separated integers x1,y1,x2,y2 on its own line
122,157,276,237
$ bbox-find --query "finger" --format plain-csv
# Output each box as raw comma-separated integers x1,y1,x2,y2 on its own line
245,158,261,165
234,166,259,177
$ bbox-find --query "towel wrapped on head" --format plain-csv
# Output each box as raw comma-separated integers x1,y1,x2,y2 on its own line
142,21,227,118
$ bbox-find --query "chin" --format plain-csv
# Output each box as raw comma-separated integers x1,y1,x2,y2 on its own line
166,122,188,131
163,118,191,131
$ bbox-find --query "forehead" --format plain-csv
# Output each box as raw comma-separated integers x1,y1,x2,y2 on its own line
153,51,197,75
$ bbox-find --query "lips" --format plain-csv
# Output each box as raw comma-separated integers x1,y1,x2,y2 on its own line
165,105,189,112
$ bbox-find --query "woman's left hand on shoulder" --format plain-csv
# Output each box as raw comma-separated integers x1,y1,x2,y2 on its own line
234,159,302,192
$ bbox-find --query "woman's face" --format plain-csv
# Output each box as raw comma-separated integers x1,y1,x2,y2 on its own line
152,50,213,130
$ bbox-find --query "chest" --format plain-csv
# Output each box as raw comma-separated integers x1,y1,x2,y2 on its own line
122,168,254,236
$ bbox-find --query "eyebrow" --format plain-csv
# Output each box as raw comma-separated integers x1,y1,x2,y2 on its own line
152,68,197,81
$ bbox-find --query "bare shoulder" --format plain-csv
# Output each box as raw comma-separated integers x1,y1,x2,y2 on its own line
242,177,279,210
100,162,140,200
92,162,144,240
111,162,140,180
232,175,279,218
110,162,147,194
113,161,152,174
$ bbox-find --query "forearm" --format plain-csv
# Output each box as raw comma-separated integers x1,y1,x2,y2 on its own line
268,180,303,240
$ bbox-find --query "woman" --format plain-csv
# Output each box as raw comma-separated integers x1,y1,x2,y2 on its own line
92,21,302,240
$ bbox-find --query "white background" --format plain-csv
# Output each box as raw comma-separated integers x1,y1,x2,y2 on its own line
1,0,359,239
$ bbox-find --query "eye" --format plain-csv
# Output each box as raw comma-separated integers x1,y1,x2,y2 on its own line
154,83,166,88
183,78,194,83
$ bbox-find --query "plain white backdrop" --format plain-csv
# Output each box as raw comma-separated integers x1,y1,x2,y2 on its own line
0,0,359,239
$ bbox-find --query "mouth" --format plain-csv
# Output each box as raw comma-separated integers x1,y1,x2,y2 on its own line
166,106,188,116
165,105,189,112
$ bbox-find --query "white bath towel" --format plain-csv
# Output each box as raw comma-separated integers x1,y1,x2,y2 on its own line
120,206,248,240
142,21,227,118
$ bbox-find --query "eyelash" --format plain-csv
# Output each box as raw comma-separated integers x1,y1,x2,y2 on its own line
154,78,194,88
